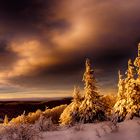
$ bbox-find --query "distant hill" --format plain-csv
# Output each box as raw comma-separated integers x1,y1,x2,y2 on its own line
0,97,72,120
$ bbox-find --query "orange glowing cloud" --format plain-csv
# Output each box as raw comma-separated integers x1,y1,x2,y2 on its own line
43,0,98,53
7,39,61,77
52,19,94,52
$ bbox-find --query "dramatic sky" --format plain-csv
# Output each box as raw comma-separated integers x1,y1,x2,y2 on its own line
0,0,140,99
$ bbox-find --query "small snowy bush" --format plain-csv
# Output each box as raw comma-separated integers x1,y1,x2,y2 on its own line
34,115,58,132
0,123,41,140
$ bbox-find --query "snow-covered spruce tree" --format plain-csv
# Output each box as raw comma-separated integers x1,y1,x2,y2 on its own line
79,58,106,123
113,44,140,121
128,44,140,118
113,70,127,121
113,59,136,121
117,70,126,100
124,58,140,119
59,86,82,125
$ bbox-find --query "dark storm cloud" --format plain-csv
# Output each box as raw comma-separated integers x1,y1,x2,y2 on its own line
0,0,140,94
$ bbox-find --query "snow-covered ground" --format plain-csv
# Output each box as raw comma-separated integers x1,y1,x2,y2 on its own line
42,118,140,140
0,117,139,140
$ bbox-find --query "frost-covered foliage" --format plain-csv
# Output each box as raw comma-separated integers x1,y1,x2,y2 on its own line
43,104,67,124
34,115,58,132
113,44,140,122
42,118,140,140
0,115,60,139
9,104,67,125
10,109,42,124
101,94,117,117
0,117,139,140
60,87,82,125
0,123,41,140
26,109,43,124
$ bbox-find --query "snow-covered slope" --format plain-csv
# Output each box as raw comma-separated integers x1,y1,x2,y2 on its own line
42,118,140,140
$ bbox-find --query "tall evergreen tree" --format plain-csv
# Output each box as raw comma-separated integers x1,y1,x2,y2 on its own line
126,45,140,118
79,59,105,123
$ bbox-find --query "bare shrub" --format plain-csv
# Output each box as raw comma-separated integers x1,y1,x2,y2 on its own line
0,124,41,140
95,129,101,138
106,121,119,133
101,125,108,134
73,124,84,131
34,115,58,132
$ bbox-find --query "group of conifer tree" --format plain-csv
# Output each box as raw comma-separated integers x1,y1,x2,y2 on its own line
60,59,106,125
113,44,140,122
60,44,140,125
